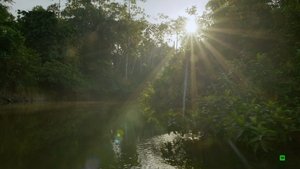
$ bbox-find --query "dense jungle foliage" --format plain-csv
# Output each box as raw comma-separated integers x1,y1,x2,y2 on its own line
0,0,174,102
141,0,300,153
1,0,300,155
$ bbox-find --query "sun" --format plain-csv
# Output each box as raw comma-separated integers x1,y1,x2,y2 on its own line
185,17,198,33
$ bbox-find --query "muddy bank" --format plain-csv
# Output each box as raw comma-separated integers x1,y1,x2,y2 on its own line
0,94,47,105
0,92,127,105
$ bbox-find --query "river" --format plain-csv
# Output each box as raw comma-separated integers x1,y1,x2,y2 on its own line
0,102,298,169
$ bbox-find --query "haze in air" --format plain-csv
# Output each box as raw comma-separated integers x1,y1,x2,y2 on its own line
0,0,300,169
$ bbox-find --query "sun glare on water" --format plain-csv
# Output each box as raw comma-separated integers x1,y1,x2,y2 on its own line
185,17,198,33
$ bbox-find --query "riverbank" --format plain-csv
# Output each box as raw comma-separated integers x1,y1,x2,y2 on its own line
0,91,128,105
0,93,47,105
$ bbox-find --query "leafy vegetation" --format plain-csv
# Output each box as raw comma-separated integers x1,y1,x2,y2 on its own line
141,0,300,153
0,0,172,102
1,0,300,159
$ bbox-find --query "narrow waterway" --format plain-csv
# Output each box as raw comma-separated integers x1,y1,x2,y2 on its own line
0,102,178,169
0,102,298,169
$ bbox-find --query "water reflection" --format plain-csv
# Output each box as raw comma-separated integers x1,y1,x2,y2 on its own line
0,102,299,169
0,102,119,169
136,133,177,169
83,157,100,169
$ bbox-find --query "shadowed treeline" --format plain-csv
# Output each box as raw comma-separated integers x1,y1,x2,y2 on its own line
0,0,174,103
141,0,300,157
1,0,300,168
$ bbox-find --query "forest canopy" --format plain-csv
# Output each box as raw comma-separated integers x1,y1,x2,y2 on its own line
0,0,175,101
0,0,300,153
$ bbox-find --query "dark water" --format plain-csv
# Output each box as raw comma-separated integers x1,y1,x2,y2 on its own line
0,102,299,169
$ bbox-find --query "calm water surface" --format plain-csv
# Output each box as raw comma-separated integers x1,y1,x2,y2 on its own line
0,102,298,169
0,102,175,169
